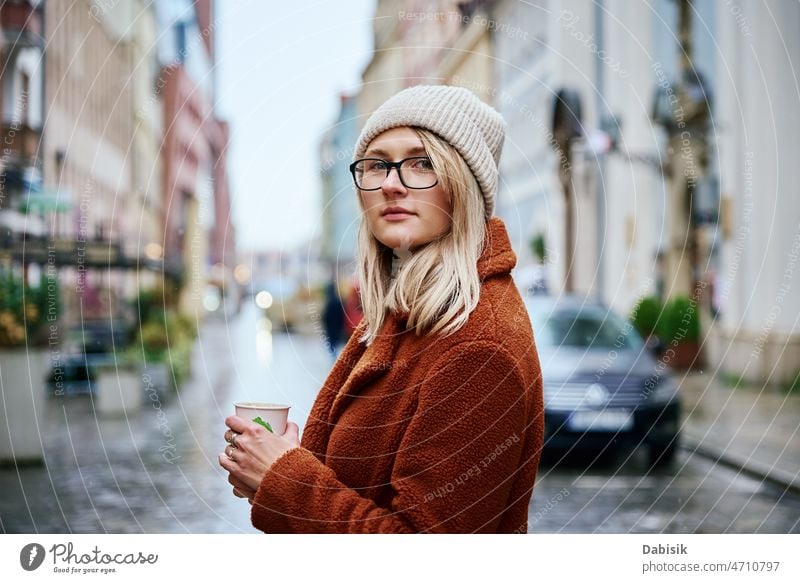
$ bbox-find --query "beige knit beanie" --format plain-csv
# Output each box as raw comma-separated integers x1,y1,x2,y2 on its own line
354,85,506,218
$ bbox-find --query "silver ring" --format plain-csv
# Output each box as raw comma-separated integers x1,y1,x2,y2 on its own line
230,433,239,448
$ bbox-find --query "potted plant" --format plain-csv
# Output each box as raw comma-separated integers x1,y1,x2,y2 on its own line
657,294,703,369
529,233,547,264
95,304,198,416
126,281,196,393
521,233,549,295
129,308,196,396
94,350,143,417
630,295,663,356
0,265,59,464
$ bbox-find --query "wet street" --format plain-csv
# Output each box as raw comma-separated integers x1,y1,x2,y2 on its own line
2,301,799,534
529,450,800,533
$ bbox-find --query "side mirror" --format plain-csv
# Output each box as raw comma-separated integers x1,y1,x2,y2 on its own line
645,335,664,359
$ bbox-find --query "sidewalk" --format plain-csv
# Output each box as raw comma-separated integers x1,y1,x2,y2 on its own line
679,371,800,495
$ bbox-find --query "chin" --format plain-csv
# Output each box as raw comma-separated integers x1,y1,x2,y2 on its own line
380,236,418,251
373,227,418,250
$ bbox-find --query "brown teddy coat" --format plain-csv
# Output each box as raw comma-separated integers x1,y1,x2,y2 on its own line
251,217,544,533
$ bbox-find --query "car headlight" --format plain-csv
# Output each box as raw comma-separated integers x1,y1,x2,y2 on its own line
647,375,678,403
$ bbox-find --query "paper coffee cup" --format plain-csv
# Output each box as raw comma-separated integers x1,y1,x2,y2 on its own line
234,402,290,434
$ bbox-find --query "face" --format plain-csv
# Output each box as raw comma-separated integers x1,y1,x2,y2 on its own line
357,127,452,253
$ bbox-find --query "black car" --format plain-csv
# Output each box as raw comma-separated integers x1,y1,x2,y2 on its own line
524,295,681,465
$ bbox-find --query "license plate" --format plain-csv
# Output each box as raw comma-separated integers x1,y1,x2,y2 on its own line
568,409,633,431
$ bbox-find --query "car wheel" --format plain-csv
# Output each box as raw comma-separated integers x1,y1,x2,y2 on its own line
648,437,679,467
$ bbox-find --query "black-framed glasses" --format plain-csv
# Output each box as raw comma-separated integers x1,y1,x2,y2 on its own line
349,157,438,191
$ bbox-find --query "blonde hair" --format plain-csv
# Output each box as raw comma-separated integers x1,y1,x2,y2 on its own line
355,128,486,345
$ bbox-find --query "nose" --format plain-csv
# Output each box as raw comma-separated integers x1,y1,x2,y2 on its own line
380,166,407,197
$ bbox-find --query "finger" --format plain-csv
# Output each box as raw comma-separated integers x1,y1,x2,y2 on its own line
229,472,256,500
235,484,256,498
225,415,249,433
282,421,300,443
225,445,237,459
219,453,237,472
237,488,256,501
228,473,250,489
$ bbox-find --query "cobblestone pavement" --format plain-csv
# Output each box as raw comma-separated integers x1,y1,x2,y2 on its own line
2,302,798,533
528,449,800,533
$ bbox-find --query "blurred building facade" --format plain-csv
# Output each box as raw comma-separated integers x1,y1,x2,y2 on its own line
43,0,136,324
488,0,800,387
357,0,407,127
155,0,238,317
319,93,360,266
492,0,598,296
207,117,239,315
0,0,238,344
489,0,717,306
128,0,164,296
359,0,495,126
713,1,800,386
0,0,46,242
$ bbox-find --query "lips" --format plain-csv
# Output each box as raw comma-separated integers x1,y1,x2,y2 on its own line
381,206,415,216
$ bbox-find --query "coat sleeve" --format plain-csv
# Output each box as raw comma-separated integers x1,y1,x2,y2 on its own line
250,340,532,533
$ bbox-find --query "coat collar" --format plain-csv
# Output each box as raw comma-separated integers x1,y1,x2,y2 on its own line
478,216,518,280
326,217,517,424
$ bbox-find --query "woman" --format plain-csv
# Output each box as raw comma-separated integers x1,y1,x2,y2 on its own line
220,85,544,533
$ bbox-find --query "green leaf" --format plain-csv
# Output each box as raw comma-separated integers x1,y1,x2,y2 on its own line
252,416,274,433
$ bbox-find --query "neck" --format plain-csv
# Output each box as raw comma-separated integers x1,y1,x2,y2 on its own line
390,249,412,278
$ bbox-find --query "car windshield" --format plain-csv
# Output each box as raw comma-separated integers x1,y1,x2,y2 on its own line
531,306,644,350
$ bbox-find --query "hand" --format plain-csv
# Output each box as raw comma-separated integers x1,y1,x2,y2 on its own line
219,417,301,494
228,473,256,504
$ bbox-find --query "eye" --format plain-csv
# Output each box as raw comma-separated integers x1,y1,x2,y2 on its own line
411,158,434,171
365,159,388,172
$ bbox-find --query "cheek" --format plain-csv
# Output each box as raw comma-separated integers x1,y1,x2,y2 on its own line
434,208,453,234
432,193,453,227
433,186,452,215
359,196,379,221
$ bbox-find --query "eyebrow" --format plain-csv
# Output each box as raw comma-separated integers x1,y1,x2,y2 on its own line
364,145,427,158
